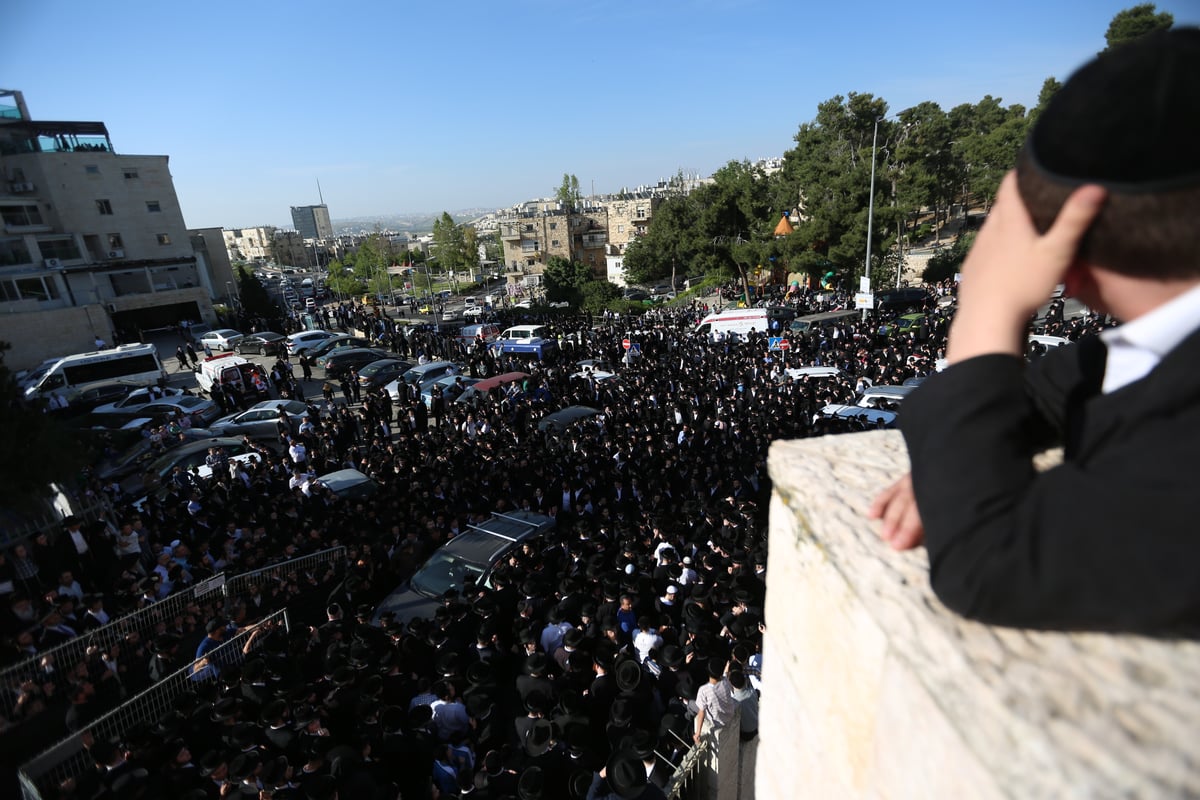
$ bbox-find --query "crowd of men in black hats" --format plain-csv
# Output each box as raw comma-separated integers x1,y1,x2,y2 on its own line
0,282,1111,799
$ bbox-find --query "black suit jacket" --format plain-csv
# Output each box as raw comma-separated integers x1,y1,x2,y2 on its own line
902,331,1200,632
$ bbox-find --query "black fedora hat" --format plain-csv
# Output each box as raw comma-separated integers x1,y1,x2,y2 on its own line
518,765,545,800
605,749,649,799
523,718,556,758
614,658,642,692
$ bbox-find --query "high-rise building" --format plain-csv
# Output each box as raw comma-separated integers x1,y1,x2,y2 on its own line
0,88,213,368
290,204,333,240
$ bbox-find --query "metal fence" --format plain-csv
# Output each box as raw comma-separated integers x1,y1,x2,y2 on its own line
17,608,289,800
220,546,346,604
0,572,229,722
0,544,345,729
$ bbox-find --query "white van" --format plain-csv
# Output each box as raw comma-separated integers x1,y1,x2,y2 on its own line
695,308,773,340
24,344,166,403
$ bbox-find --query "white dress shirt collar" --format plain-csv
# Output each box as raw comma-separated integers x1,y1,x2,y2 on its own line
1099,282,1200,393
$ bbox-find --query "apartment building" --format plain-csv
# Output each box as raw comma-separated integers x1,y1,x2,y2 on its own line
0,89,212,367
290,204,333,241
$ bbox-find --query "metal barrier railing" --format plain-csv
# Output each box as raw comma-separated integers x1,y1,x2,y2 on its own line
220,546,346,604
0,572,228,722
17,608,289,800
0,543,345,747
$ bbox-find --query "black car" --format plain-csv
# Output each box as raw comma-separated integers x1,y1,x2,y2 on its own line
537,405,600,433
308,335,373,364
875,287,932,311
372,511,555,625
236,332,287,356
323,348,390,379
357,359,413,391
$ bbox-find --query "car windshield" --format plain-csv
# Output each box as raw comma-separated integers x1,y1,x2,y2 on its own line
410,552,485,598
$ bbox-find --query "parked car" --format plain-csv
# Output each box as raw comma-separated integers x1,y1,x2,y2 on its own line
120,436,271,497
57,381,145,416
207,399,309,438
93,386,188,415
420,375,480,409
455,371,530,405
96,428,221,482
818,404,899,428
372,511,555,625
383,361,460,402
875,287,931,311
313,468,380,500
490,325,557,358
537,405,600,434
139,396,221,427
357,359,413,392
236,332,288,356
286,329,339,356
323,348,390,379
309,335,373,366
198,329,244,352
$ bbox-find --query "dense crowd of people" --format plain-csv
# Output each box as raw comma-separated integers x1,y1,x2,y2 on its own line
0,283,1110,799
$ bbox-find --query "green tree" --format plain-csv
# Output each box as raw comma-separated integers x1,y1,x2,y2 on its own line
580,279,622,313
1103,3,1173,52
0,344,86,513
775,93,900,288
922,232,976,283
1030,77,1062,124
432,212,470,275
543,255,592,306
555,174,582,211
235,265,278,321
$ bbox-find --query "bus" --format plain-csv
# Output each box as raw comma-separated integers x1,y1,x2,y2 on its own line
24,343,167,403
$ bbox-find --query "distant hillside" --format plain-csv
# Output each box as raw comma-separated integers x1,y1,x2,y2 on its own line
333,208,499,236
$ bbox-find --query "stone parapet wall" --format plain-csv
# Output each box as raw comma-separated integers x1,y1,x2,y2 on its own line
758,430,1200,798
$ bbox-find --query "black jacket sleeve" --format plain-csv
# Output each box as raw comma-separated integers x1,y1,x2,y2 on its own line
901,351,1200,632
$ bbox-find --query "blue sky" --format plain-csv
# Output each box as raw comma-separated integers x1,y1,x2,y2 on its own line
6,1,1198,229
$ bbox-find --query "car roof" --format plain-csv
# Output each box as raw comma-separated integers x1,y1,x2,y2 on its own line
441,511,556,563
539,405,600,431
471,371,529,391
315,468,373,494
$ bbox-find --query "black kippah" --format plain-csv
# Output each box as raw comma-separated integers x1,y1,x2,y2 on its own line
1029,28,1200,192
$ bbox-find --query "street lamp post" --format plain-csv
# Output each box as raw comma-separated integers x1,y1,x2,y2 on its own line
863,116,882,321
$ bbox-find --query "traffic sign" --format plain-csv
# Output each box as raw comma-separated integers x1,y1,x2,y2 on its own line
768,337,783,351
778,338,790,350
854,292,875,310
622,339,631,350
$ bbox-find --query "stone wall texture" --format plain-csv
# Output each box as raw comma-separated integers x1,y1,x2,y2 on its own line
759,430,1200,799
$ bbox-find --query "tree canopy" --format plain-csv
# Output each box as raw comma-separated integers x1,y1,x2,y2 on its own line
1103,3,1173,52
555,174,582,211
432,213,478,277
621,8,1149,293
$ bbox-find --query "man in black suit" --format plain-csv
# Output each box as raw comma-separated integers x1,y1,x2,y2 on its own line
872,28,1200,632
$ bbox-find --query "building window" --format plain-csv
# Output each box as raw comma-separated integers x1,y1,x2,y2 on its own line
0,237,33,267
15,276,59,302
523,224,534,233
85,165,100,175
157,233,171,245
0,204,43,226
549,222,557,230
636,206,646,219
123,169,139,179
96,199,113,215
107,233,124,249
38,237,82,261
146,201,161,213
551,240,560,248
617,224,624,234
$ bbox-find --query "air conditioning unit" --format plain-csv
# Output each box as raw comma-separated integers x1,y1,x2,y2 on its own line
44,258,62,269
108,249,125,259
9,182,34,193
